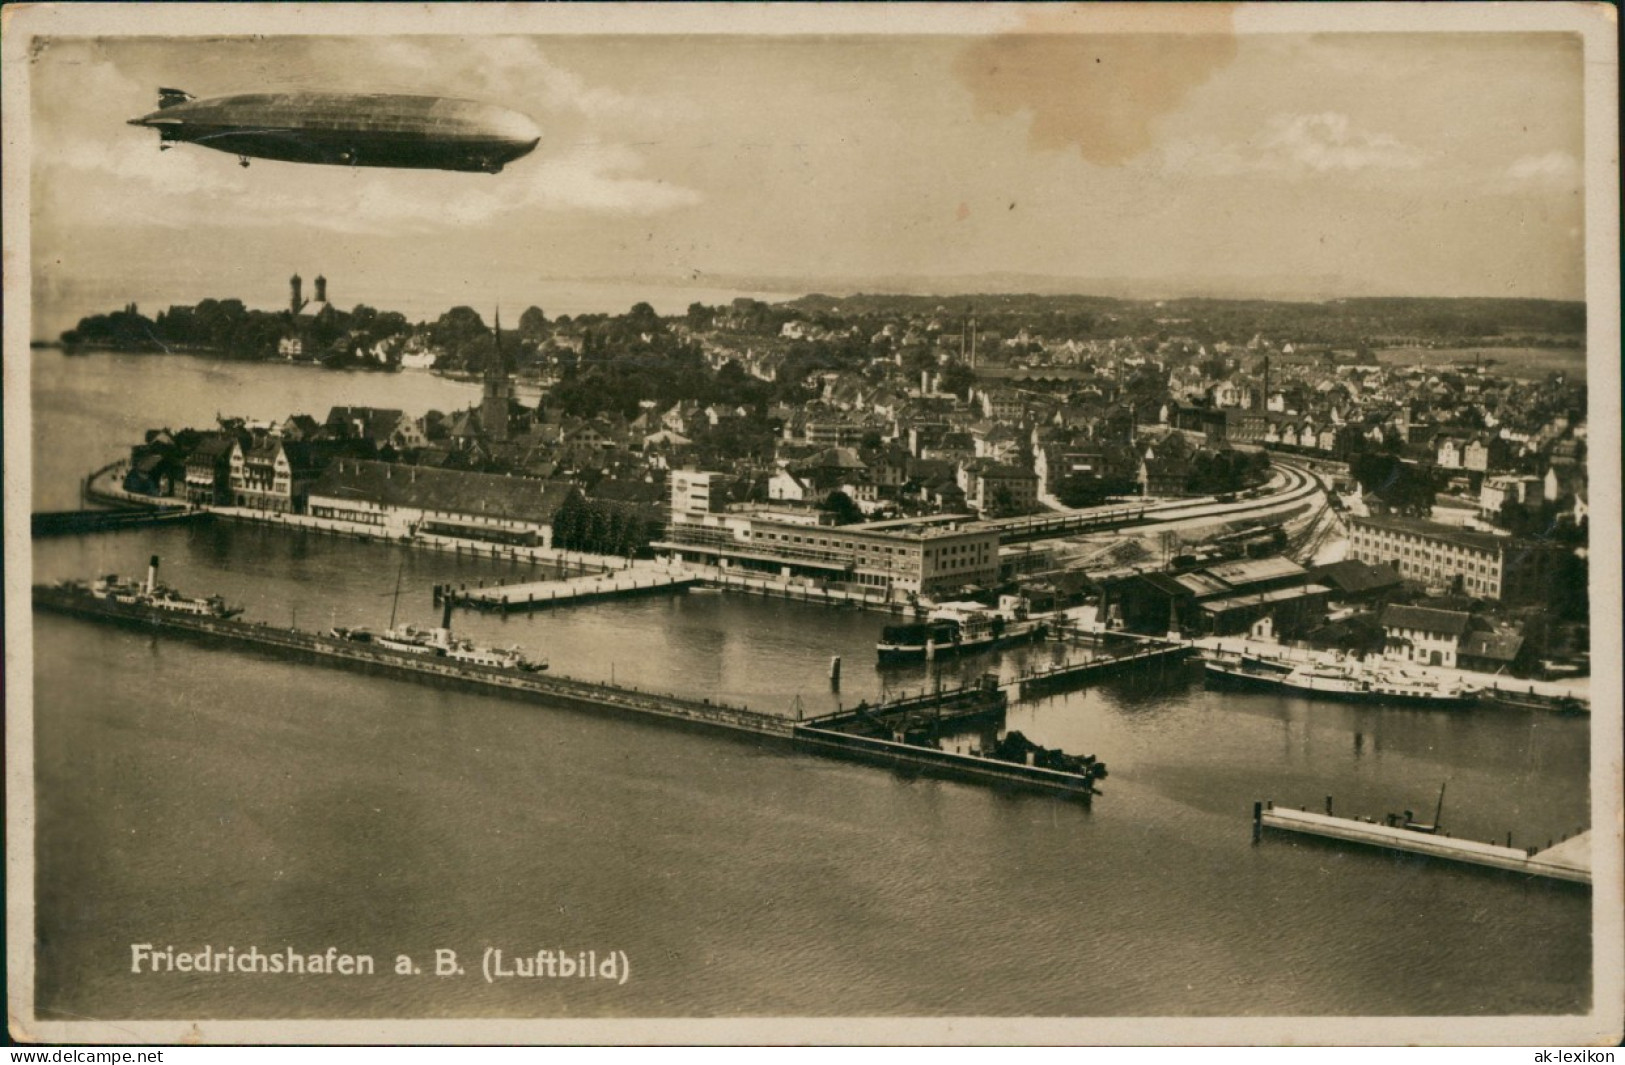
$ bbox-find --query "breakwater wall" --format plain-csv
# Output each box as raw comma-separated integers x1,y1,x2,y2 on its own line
32,508,211,538
33,586,789,740
791,725,1100,801
33,587,1100,802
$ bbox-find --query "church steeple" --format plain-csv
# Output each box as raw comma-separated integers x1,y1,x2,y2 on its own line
480,307,512,443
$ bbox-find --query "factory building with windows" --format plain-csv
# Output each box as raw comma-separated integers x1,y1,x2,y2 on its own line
1346,514,1564,605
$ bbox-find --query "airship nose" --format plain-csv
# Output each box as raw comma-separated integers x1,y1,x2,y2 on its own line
489,108,542,148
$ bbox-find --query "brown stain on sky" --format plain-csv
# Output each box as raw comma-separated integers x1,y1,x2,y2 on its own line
954,3,1239,167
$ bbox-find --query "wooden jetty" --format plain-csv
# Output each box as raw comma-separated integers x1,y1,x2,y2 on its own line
1011,641,1193,700
1253,800,1591,885
443,570,701,612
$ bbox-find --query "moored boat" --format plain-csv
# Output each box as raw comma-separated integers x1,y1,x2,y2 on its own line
877,597,1046,662
1204,657,1476,708
331,613,546,673
74,555,243,618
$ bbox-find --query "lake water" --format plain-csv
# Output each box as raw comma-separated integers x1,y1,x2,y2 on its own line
23,349,1593,1020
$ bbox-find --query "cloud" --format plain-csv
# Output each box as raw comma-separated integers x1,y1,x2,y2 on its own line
1156,112,1427,178
317,143,703,233
47,128,701,236
348,37,693,124
1504,150,1581,189
1261,113,1425,173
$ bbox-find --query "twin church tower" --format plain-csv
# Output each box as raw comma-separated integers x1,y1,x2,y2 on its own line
287,272,512,443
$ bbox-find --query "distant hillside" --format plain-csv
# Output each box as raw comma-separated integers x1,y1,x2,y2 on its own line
779,293,1584,341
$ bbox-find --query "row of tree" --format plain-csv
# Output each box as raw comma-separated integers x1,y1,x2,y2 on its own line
1185,448,1271,495
550,494,660,558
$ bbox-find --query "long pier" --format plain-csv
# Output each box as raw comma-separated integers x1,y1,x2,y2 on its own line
1254,800,1590,885
31,508,211,538
33,586,1101,803
443,571,701,613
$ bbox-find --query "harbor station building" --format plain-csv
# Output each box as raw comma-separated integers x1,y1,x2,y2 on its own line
653,470,1001,598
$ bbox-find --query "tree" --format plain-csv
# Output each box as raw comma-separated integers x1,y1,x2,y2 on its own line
550,493,586,550
586,506,612,553
518,306,547,338
820,490,864,526
1351,452,1436,515
1156,432,1193,462
626,301,663,336
1551,552,1588,623
939,362,977,400
430,306,488,353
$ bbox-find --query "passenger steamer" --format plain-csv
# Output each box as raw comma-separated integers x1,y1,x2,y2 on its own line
1204,656,1476,708
331,598,546,673
61,555,243,619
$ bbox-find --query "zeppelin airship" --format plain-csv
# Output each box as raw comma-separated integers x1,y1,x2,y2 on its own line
128,88,541,173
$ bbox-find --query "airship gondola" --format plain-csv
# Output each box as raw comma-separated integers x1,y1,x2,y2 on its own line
128,89,541,173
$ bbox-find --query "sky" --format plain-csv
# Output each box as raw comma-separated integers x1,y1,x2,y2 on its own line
26,26,1587,334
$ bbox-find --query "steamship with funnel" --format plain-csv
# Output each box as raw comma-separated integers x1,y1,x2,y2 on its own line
1203,656,1477,708
330,597,547,673
51,555,243,618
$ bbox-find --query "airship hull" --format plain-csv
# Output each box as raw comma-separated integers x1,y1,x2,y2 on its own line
130,92,541,174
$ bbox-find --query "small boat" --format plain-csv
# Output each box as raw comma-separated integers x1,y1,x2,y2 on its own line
1477,688,1587,714
877,597,1046,663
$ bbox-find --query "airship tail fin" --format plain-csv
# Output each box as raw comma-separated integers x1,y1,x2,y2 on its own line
157,88,195,109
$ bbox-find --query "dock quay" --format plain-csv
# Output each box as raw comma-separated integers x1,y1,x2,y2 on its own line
33,584,1105,803
1253,800,1591,885
1011,640,1194,700
443,570,701,612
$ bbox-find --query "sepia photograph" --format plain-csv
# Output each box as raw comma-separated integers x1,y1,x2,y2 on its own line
5,2,1620,1046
